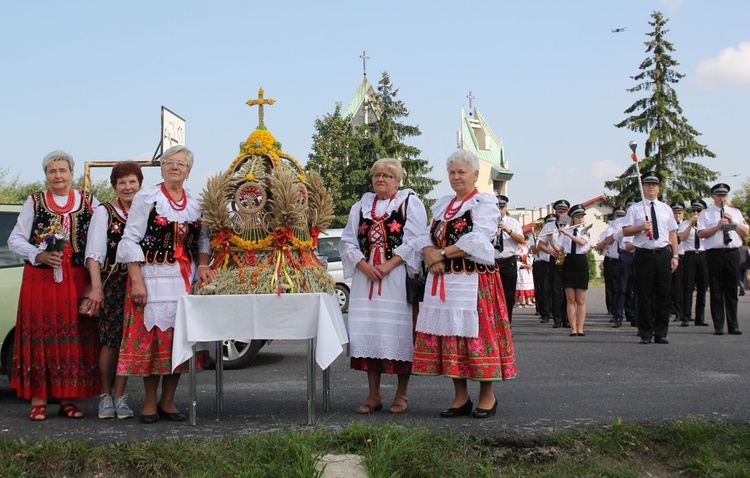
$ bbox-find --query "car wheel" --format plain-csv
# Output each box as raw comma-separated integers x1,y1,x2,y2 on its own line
222,339,266,370
335,284,349,313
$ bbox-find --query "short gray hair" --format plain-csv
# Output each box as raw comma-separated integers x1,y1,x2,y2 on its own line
42,150,75,172
162,145,194,170
446,149,480,173
371,158,403,181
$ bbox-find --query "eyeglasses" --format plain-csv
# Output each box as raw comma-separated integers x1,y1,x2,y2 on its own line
163,160,189,169
373,173,396,180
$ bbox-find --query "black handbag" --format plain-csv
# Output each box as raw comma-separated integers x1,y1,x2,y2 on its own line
403,192,426,304
405,273,426,304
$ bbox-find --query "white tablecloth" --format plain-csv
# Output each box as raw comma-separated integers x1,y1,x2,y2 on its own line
172,293,348,372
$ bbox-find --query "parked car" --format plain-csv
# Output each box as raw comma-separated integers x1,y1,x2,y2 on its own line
317,228,351,313
0,204,23,380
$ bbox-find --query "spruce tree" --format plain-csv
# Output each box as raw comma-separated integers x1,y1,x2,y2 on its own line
363,72,439,208
606,11,717,206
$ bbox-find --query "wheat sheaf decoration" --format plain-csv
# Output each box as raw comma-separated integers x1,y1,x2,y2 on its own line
194,90,335,296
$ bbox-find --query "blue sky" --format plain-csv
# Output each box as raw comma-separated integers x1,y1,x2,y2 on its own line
1,1,748,210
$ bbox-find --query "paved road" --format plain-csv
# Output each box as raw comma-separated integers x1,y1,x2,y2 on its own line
1,286,748,444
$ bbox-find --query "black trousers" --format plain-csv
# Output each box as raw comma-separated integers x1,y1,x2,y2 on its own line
534,260,551,320
706,248,741,332
496,256,518,323
550,260,568,326
603,257,619,315
616,251,637,324
634,248,672,340
682,251,708,324
671,256,683,320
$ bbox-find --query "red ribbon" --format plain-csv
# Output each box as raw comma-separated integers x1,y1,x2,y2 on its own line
368,246,384,300
430,274,446,301
173,245,192,292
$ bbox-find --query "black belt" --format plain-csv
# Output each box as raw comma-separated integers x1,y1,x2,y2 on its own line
707,248,738,253
684,250,704,255
495,256,518,265
604,256,620,262
618,249,634,255
635,246,671,255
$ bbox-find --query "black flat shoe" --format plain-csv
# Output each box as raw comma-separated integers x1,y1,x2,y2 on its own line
640,338,651,344
654,336,669,344
157,405,186,422
472,397,498,419
139,413,159,424
440,399,473,418
695,322,709,326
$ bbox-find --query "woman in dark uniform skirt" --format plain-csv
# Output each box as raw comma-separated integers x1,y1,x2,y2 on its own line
560,204,591,336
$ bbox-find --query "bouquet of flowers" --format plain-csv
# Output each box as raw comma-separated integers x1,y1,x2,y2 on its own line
36,222,69,282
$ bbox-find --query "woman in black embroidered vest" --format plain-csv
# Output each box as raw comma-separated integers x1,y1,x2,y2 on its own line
413,150,517,419
115,146,216,424
339,158,427,415
85,161,143,419
8,150,101,421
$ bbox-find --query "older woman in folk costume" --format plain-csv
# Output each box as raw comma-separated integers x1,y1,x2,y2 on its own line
8,150,100,420
413,150,516,419
558,204,591,336
340,158,427,414
85,161,143,419
116,145,216,424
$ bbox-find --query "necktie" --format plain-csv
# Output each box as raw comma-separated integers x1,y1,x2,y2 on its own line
495,230,504,252
571,228,578,255
694,228,700,250
650,202,660,240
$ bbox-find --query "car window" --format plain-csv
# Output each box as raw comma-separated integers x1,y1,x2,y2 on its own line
0,212,24,268
318,237,341,263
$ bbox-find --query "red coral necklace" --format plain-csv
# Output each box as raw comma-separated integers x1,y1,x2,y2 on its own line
371,193,397,221
46,190,75,214
160,183,187,211
116,198,129,219
443,188,479,220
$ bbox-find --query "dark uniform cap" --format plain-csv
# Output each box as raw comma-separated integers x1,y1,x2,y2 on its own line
544,213,556,222
670,202,684,212
553,199,571,211
691,199,707,211
568,204,585,217
497,195,509,207
711,183,730,195
641,170,661,185
626,200,637,208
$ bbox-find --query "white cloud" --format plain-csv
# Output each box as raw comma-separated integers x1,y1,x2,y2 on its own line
591,160,620,181
658,0,684,14
694,42,750,88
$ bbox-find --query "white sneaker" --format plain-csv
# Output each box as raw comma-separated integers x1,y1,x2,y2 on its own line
114,394,134,419
98,394,115,419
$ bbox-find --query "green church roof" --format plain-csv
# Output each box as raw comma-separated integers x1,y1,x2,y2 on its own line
461,106,513,181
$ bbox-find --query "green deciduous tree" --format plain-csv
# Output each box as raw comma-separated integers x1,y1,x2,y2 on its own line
731,179,750,229
605,11,717,206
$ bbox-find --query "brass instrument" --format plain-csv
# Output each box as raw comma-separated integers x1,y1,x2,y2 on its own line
544,229,565,266
721,199,732,245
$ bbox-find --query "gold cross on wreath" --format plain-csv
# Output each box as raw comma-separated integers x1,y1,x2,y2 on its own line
246,88,276,127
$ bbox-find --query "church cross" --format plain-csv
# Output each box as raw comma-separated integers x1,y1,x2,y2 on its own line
360,50,370,76
467,90,475,111
246,87,276,126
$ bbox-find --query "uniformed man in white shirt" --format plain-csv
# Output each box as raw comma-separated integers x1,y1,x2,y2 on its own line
696,183,750,335
678,199,709,326
537,200,571,329
493,195,526,323
622,171,679,344
670,202,685,325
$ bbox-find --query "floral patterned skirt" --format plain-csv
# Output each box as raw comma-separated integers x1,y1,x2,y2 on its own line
11,263,100,400
98,272,128,348
412,271,517,381
116,280,208,376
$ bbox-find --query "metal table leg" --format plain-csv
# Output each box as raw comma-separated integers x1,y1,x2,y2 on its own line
216,341,224,412
306,338,316,425
189,345,197,426
323,366,330,412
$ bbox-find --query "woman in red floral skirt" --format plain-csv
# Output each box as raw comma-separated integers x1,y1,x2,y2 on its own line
115,145,216,424
413,150,516,419
8,150,101,420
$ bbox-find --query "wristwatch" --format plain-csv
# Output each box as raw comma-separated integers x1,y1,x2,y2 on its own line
672,254,678,258
440,249,446,257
